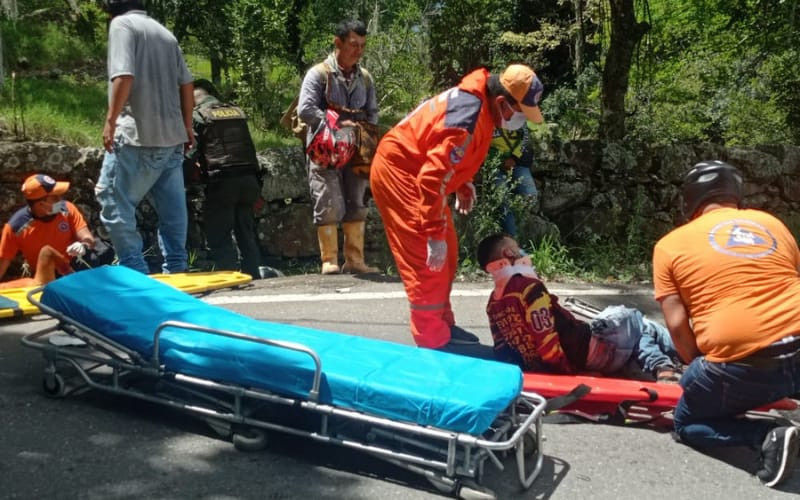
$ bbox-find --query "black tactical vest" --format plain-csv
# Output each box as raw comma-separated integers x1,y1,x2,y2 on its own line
196,103,259,178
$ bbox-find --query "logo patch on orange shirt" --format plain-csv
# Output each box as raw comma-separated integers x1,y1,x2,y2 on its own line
709,219,777,258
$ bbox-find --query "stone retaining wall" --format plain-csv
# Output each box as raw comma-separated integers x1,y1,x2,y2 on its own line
1,140,799,276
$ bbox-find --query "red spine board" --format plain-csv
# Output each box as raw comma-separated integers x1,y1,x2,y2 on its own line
523,372,797,415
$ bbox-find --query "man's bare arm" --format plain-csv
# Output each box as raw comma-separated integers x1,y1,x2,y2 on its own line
103,75,134,152
75,227,95,249
179,82,195,151
659,294,702,363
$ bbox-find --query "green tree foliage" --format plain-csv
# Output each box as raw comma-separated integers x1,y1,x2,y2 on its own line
171,0,235,85
627,0,800,144
1,0,105,70
360,1,433,120
2,0,799,146
225,0,290,129
428,0,514,88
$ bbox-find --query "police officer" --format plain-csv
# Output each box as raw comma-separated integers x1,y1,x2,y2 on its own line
190,79,262,278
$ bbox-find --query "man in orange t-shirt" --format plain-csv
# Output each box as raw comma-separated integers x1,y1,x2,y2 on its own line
370,64,544,358
0,174,96,287
653,160,800,488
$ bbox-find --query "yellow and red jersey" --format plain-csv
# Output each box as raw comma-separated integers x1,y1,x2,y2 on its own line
0,202,88,269
653,207,800,362
486,274,591,373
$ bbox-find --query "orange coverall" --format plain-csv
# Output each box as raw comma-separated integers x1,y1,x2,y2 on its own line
371,68,496,348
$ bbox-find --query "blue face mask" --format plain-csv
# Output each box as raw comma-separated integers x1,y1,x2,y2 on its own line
48,200,67,215
501,105,527,131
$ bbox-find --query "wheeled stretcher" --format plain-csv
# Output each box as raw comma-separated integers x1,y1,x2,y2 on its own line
21,266,547,499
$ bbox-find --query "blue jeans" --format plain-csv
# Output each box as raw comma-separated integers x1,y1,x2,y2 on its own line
96,143,188,274
587,306,678,375
674,350,800,449
637,315,679,374
494,165,537,237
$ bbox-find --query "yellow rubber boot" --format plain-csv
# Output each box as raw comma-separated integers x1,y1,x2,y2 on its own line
317,225,340,275
341,221,379,274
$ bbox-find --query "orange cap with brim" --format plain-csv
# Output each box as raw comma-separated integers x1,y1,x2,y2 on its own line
21,174,70,200
500,64,544,124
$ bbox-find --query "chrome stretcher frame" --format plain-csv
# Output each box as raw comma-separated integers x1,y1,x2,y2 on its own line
21,271,547,499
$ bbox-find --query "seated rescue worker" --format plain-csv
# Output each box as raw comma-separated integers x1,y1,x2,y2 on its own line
477,233,681,382
0,174,98,287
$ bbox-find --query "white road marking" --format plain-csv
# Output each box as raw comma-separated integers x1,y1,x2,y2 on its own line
203,287,653,305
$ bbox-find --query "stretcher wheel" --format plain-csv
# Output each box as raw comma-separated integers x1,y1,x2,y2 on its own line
426,477,457,495
42,373,65,398
522,430,538,457
457,480,496,500
232,427,268,452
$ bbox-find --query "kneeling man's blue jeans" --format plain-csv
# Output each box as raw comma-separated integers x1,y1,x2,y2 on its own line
674,349,800,449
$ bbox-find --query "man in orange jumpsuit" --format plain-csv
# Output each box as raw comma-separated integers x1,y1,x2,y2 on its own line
370,64,544,357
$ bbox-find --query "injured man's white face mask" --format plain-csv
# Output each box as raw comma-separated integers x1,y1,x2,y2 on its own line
486,250,539,299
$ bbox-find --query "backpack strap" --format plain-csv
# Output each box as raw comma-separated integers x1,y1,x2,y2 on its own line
359,66,373,90
313,62,331,81
320,62,371,117
543,383,592,413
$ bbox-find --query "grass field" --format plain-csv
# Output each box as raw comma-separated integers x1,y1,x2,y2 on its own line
1,74,106,147
0,70,294,150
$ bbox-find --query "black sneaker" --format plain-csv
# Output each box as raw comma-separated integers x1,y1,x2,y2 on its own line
449,325,480,344
756,426,800,487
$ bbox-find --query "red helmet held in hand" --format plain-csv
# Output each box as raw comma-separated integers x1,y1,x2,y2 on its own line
306,110,357,169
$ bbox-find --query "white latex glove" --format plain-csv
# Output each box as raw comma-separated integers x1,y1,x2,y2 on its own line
454,182,477,215
66,241,87,257
426,238,447,272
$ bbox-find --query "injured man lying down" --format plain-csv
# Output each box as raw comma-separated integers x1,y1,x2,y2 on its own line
477,233,682,383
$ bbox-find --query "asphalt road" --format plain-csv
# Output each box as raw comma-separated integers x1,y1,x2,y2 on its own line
1,272,798,499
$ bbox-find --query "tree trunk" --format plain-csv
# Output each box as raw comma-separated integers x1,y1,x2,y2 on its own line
288,0,308,72
600,0,649,142
62,0,79,14
573,0,585,75
1,0,17,18
210,53,222,87
1,0,18,91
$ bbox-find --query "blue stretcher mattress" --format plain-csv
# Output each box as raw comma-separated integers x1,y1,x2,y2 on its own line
40,266,522,435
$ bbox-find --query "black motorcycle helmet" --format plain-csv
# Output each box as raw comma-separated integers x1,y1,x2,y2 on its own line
100,0,146,16
682,160,743,220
